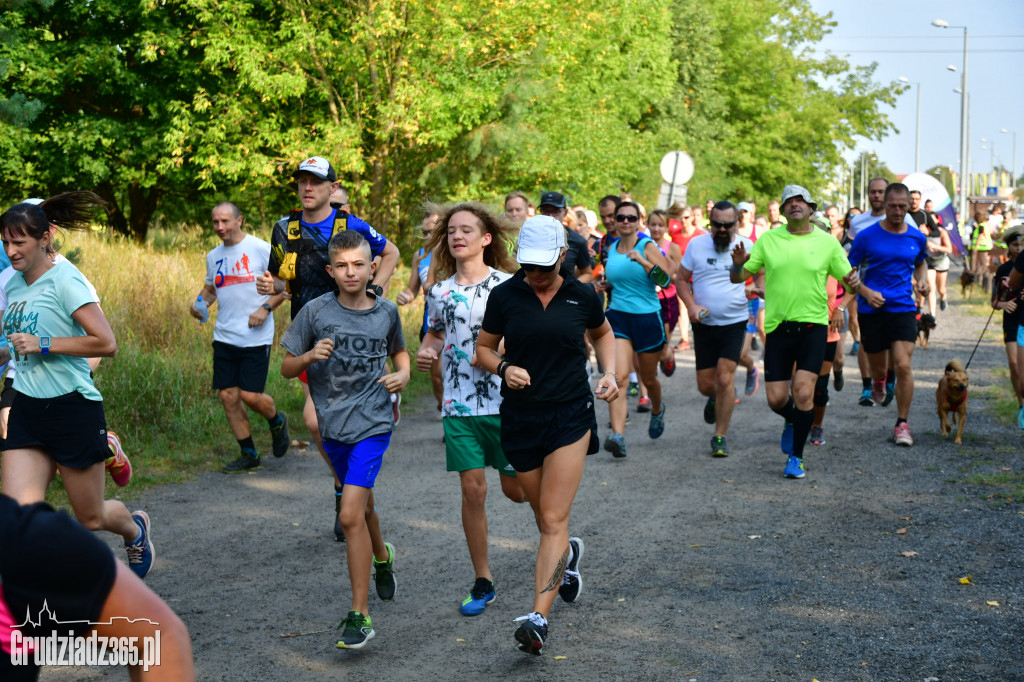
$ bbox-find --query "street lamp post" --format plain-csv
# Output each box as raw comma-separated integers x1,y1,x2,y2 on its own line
1002,128,1017,189
933,19,968,228
898,77,921,173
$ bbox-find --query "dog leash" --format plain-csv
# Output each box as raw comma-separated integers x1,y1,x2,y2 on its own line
964,304,998,371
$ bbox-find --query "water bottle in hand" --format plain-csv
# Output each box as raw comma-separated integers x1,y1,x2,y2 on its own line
195,295,209,323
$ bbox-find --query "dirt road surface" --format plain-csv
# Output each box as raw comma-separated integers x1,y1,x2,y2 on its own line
45,288,1024,681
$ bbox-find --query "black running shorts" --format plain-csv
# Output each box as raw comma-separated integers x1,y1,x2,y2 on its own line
763,322,828,383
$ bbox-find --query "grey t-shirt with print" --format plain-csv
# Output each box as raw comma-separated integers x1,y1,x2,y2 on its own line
281,292,405,443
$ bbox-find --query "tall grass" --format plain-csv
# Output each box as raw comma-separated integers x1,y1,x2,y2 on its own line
35,230,432,502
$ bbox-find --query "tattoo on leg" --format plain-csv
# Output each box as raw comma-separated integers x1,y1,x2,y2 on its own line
539,546,570,594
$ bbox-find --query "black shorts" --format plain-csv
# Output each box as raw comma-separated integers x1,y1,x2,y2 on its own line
764,322,828,383
0,376,15,410
499,396,599,473
692,321,746,370
858,311,918,354
1003,317,1019,344
824,340,837,364
3,392,109,469
212,341,271,392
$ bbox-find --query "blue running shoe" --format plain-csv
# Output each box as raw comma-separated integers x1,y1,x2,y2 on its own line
1019,405,1024,431
604,433,627,458
882,380,896,407
710,435,729,457
648,403,666,439
703,396,715,424
745,367,759,396
460,577,496,616
780,422,794,455
125,511,155,579
270,411,290,457
858,388,875,407
627,381,639,397
784,455,805,479
850,340,860,356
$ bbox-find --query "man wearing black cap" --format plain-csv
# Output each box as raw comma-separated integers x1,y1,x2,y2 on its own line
537,191,593,283
257,155,399,542
259,156,398,311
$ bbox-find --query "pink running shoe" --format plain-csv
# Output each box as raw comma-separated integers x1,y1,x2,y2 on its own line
893,422,914,447
105,431,132,487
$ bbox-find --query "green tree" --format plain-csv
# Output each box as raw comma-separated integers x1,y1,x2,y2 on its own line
670,0,899,205
0,0,216,239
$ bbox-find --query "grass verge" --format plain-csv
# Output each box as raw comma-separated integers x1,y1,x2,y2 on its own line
2,231,433,509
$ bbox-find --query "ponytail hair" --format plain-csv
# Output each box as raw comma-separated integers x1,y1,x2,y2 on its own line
1,191,106,254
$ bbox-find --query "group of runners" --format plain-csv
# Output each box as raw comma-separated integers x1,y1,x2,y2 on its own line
5,154,1024,677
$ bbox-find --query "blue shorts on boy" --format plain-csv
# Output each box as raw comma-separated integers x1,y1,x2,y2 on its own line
322,433,391,488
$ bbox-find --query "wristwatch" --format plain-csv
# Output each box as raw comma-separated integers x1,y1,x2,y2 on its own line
39,336,51,355
261,303,272,311
366,284,383,297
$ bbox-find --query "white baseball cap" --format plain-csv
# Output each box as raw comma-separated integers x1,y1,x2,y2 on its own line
516,215,566,266
292,156,337,182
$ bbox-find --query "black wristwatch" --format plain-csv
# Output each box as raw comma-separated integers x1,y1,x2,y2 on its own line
261,303,272,311
367,284,383,297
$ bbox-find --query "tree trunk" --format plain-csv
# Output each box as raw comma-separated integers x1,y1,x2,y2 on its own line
127,183,161,242
95,182,129,237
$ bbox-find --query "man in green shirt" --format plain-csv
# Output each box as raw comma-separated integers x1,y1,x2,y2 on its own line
730,185,860,479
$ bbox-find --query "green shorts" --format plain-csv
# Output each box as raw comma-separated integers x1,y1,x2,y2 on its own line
443,415,516,476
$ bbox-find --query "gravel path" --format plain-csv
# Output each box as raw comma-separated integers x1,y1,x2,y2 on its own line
45,275,1024,681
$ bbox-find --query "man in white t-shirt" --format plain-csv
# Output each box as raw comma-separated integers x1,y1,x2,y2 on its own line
190,202,289,473
676,200,758,458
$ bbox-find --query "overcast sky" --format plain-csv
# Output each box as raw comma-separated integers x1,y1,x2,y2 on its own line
808,0,1023,181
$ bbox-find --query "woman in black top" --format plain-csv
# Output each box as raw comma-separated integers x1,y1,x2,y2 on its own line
477,215,617,656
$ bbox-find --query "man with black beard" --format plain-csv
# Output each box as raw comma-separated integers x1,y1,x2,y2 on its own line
676,200,758,458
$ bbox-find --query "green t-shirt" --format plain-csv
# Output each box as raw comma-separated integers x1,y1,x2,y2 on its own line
744,227,851,333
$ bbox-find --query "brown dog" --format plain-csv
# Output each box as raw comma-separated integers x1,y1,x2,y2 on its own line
960,270,976,299
917,312,936,349
937,359,969,444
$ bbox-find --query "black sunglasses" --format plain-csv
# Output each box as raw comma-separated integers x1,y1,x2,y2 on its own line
616,214,640,223
522,263,557,273
710,220,736,229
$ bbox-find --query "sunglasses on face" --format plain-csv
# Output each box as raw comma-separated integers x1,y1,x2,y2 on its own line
616,214,640,223
710,220,736,229
522,262,557,272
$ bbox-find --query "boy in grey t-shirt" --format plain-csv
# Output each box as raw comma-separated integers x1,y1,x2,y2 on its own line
281,230,410,651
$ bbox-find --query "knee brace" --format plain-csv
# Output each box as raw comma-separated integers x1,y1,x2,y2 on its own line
814,373,829,407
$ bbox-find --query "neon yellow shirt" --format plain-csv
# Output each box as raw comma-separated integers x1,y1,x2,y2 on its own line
744,228,852,333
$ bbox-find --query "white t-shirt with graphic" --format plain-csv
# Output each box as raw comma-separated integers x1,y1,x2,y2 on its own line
205,234,273,347
681,233,753,326
426,268,511,418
